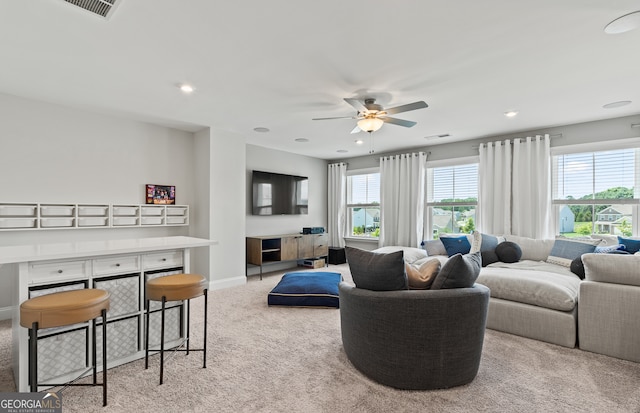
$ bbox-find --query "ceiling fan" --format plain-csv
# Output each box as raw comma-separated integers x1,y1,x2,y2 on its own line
312,97,428,134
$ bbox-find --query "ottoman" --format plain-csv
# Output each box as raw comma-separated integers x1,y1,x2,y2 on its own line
268,271,342,308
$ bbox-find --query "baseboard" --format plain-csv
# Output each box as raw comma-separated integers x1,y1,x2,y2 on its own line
0,306,14,321
209,276,246,291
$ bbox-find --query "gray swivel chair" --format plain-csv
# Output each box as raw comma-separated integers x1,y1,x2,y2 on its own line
339,282,490,390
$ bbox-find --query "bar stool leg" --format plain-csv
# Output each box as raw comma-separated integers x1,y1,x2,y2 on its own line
92,318,97,385
159,296,166,385
29,322,38,393
203,289,208,369
186,299,190,355
145,300,150,370
102,308,108,407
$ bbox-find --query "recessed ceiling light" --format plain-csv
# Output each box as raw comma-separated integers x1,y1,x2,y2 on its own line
294,138,309,143
603,100,632,109
354,139,364,145
337,149,348,153
253,127,270,133
504,111,519,118
604,10,640,34
179,84,194,94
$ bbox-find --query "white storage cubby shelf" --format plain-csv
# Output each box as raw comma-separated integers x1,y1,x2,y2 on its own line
0,203,189,231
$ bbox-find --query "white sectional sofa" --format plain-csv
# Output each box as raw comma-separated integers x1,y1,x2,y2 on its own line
379,233,640,359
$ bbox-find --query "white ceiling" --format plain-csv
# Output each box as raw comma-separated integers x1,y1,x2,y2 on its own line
1,1,639,160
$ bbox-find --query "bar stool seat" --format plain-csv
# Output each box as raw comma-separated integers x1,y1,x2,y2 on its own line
20,289,110,406
145,273,208,385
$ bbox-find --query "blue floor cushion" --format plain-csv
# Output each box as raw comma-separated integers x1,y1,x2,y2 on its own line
268,271,342,308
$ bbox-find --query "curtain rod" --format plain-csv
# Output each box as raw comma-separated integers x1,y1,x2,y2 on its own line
378,151,430,160
471,133,562,150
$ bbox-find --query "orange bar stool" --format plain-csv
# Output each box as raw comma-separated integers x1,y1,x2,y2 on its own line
145,273,208,385
20,289,111,406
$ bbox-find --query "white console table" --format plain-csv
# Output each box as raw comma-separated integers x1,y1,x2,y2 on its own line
0,236,215,392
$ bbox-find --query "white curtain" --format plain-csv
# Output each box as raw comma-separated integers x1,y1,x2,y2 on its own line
478,140,512,235
327,163,347,247
512,135,553,239
379,152,427,247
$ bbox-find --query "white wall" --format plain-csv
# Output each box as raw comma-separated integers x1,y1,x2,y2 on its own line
0,93,198,315
245,144,328,275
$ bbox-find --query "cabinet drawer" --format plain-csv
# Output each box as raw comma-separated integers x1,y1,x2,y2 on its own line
113,216,138,226
0,204,36,216
141,207,164,216
166,207,187,216
0,218,36,228
94,274,140,318
78,205,108,216
141,217,163,225
113,206,138,216
166,216,187,225
40,205,75,217
96,316,140,362
143,250,183,270
37,327,88,382
78,217,108,227
40,218,75,228
93,255,140,276
29,260,88,284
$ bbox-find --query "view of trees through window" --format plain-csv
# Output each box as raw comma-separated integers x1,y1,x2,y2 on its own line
347,172,380,238
427,163,478,239
554,149,638,237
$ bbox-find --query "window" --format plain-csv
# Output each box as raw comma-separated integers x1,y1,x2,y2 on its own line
426,161,478,239
552,147,640,237
347,171,380,238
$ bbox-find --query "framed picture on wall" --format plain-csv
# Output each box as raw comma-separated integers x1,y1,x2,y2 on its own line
145,184,176,205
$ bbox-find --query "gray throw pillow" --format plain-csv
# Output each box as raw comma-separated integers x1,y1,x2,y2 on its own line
345,246,408,291
423,239,447,256
431,252,482,289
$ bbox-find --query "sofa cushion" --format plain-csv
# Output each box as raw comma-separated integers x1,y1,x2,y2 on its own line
431,252,481,289
372,246,427,264
546,238,600,267
477,261,580,311
440,235,472,257
582,253,640,287
405,258,441,289
503,235,555,262
495,241,522,263
345,247,408,291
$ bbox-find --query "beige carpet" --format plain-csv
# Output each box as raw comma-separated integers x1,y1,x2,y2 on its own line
2,263,640,413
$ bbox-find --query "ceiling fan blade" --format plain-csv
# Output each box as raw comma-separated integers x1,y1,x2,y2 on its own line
383,101,428,115
379,117,417,128
312,116,356,120
350,125,361,134
344,98,367,112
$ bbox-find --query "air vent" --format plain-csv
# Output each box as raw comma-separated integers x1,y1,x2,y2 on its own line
63,0,119,19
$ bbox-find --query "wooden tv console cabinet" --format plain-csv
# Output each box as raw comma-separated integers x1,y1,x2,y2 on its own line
246,233,329,279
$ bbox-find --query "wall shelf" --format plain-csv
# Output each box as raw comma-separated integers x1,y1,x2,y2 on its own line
0,203,189,231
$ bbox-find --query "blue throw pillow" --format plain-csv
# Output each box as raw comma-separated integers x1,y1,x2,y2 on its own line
618,236,640,254
546,238,599,267
440,235,471,257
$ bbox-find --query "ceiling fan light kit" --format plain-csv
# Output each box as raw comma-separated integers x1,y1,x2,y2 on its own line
357,117,384,133
313,97,428,134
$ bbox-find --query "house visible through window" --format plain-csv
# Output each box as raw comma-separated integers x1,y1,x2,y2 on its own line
426,162,478,238
553,147,640,237
347,171,380,238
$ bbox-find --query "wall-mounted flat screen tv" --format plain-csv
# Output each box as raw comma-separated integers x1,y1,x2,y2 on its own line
252,170,308,215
